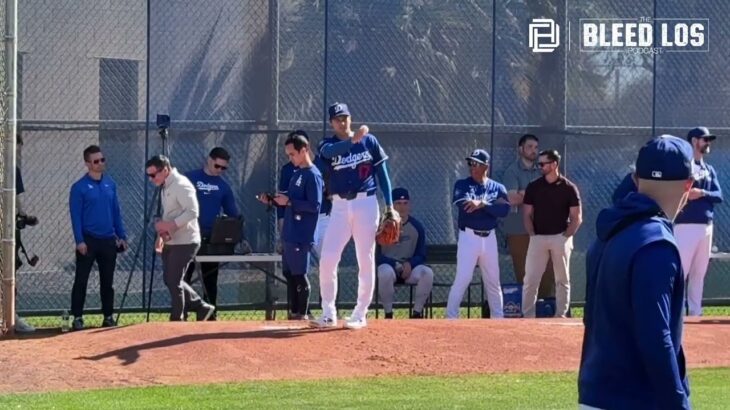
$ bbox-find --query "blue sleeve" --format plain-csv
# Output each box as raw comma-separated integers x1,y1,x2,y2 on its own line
630,242,690,409
112,183,127,240
320,138,353,159
290,171,322,214
376,246,398,268
69,183,85,245
408,220,427,267
612,173,636,205
376,162,393,206
367,135,388,166
453,180,469,205
703,166,723,204
483,184,510,217
222,182,239,217
15,167,25,195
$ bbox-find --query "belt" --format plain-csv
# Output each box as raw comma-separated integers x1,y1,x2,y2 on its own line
461,227,492,237
335,191,375,201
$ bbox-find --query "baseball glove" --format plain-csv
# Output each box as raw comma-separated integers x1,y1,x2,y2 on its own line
376,208,401,246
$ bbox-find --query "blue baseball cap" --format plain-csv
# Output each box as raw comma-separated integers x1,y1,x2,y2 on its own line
636,135,693,181
328,102,350,119
392,188,410,201
466,149,490,165
687,126,716,142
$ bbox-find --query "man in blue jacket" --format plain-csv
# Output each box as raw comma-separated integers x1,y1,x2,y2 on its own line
674,127,723,316
579,135,693,409
183,147,239,320
69,145,127,330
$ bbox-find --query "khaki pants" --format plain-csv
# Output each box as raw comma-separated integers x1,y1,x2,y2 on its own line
507,234,555,298
522,234,573,318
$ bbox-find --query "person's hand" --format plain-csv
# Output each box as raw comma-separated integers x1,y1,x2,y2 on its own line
463,200,484,213
76,242,88,255
688,188,704,201
401,262,412,280
155,220,176,234
116,239,128,252
273,194,289,206
352,125,369,143
155,236,164,254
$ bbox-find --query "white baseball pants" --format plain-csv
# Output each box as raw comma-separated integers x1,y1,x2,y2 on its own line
377,263,434,313
311,213,330,260
446,228,504,319
318,193,379,321
522,234,573,318
674,223,713,316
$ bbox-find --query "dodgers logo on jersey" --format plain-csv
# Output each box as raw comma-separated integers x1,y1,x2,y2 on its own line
196,181,220,194
332,151,373,171
295,174,303,187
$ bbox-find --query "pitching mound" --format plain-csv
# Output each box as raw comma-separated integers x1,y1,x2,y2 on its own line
1,317,729,393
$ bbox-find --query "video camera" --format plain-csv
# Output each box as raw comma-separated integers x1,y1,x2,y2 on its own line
15,213,39,269
16,213,39,230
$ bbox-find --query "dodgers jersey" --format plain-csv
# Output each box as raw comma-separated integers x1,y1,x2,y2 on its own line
279,159,332,218
318,134,387,196
282,165,323,245
185,169,239,235
675,160,723,224
452,177,510,231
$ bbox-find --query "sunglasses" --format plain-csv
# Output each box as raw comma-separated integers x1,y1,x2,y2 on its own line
467,160,484,168
146,170,160,179
90,157,106,165
537,161,554,168
214,164,228,170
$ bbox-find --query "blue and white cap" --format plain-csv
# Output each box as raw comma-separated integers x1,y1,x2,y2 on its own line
636,135,693,181
328,102,350,119
466,149,490,165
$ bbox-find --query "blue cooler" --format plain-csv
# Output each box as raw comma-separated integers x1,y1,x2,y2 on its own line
502,284,522,318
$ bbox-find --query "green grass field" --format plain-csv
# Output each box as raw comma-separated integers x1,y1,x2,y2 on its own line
0,368,727,409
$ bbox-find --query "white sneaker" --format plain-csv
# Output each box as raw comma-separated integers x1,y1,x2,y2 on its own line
14,314,35,333
309,316,337,328
345,317,367,330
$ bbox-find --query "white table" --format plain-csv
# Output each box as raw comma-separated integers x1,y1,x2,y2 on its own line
194,253,283,319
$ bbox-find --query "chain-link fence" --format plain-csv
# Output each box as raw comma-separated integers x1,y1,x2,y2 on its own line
2,0,729,329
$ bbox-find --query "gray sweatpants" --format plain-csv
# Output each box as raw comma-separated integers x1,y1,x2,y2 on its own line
162,243,204,321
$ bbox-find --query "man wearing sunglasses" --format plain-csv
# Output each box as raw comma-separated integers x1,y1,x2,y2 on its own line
146,155,215,322
69,145,128,330
447,149,510,319
522,149,582,318
674,127,723,317
182,147,239,320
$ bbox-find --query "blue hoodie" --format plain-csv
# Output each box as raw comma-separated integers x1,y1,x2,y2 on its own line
579,192,689,410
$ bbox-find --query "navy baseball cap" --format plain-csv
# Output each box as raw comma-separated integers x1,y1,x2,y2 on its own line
687,126,716,142
328,102,350,119
392,188,410,201
466,149,490,165
636,135,693,181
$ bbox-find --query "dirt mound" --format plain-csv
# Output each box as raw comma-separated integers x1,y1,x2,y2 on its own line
1,317,728,393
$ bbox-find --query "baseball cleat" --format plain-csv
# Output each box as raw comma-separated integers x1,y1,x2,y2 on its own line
344,317,367,330
309,316,337,328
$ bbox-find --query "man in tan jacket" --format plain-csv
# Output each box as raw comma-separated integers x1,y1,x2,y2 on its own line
146,155,215,321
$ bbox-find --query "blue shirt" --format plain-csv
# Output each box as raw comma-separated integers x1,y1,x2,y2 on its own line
675,160,723,224
612,172,636,205
376,215,427,269
279,160,331,219
452,177,510,231
69,174,127,244
184,169,239,235
319,133,388,197
579,193,689,409
281,165,323,245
